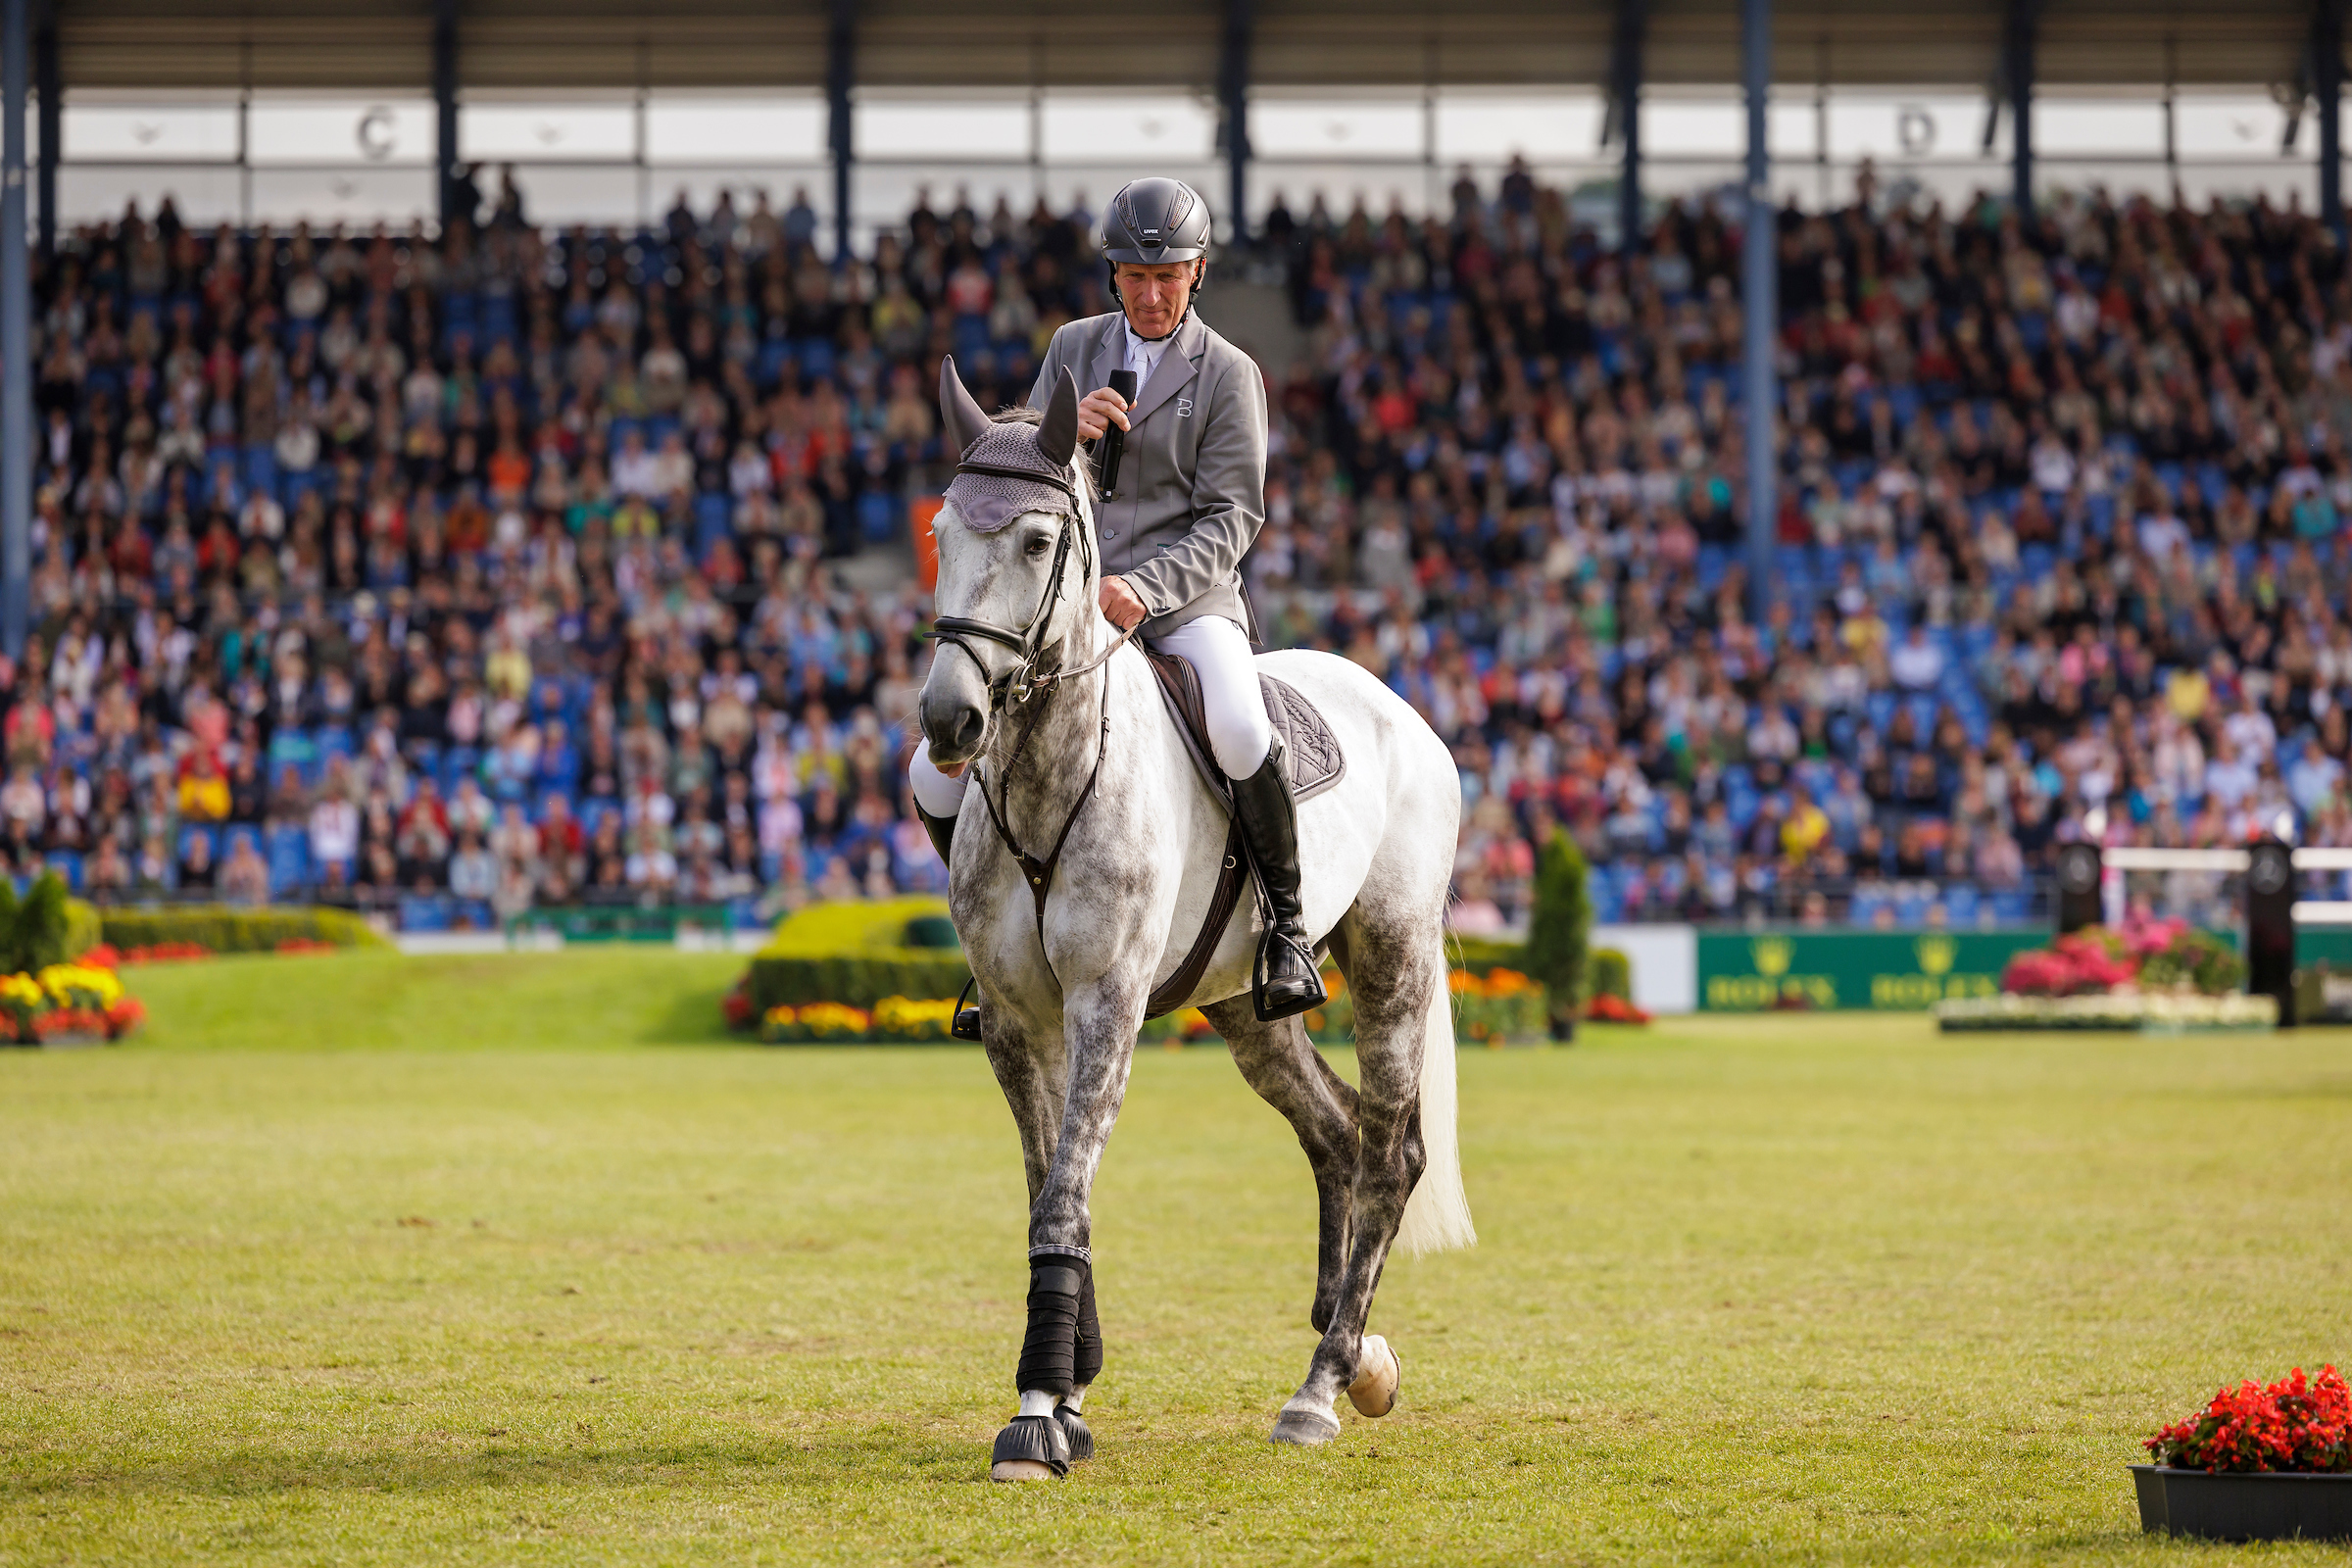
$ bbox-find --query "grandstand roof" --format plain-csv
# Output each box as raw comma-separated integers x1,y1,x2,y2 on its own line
55,0,2337,94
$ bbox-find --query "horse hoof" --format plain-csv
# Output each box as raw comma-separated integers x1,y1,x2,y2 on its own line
991,1459,1059,1482
1054,1404,1094,1462
1348,1334,1400,1418
1269,1405,1343,1446
989,1414,1069,1481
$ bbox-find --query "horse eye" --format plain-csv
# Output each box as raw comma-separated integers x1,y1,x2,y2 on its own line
1025,535,1051,557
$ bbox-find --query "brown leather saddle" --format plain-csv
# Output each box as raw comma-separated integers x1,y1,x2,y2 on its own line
1137,651,1346,1017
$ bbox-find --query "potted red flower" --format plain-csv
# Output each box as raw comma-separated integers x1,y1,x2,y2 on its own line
2132,1365,2352,1540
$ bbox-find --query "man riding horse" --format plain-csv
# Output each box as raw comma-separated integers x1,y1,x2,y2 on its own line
908,175,1326,1021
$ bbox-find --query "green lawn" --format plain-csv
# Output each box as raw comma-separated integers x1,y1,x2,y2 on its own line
3,952,2350,1565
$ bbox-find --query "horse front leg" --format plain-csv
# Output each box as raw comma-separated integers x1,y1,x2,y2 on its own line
991,974,1144,1481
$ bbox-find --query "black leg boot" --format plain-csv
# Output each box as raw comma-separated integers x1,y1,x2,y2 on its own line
1229,739,1328,1022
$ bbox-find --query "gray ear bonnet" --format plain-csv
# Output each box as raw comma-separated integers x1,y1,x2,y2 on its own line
939,358,1083,534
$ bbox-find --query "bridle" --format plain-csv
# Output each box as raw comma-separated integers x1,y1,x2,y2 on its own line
923,452,1142,982
927,460,1137,710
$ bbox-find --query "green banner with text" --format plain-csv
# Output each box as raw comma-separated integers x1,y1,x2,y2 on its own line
1696,929,2050,1011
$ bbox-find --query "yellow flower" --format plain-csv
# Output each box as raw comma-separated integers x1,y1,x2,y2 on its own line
39,964,123,1006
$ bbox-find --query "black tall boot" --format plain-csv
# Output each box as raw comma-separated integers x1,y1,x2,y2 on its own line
918,803,984,1041
917,803,956,870
1229,739,1328,1022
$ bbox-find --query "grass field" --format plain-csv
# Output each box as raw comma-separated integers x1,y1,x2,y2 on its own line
3,951,2350,1565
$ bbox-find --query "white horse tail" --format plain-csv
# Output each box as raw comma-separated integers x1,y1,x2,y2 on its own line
1396,960,1475,1255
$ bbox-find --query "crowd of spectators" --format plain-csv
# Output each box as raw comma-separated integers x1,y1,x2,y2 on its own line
23,163,2352,932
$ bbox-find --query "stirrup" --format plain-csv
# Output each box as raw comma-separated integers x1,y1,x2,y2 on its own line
952,975,983,1041
1252,929,1328,1023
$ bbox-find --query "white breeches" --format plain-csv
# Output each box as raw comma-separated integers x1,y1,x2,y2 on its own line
1152,615,1273,779
906,615,1272,816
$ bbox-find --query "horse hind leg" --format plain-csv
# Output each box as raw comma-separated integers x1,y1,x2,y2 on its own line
1200,996,1358,1332
1268,914,1444,1446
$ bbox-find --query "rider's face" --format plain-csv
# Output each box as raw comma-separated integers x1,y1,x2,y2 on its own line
1115,262,1199,339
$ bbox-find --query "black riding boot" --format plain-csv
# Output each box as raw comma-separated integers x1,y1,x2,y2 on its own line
917,803,956,870
1230,739,1328,1022
919,805,984,1040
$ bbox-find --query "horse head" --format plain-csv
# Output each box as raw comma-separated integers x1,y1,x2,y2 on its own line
919,360,1096,770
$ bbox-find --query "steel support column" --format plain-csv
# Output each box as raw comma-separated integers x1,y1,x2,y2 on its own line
1742,0,1776,628
2007,0,2037,218
1220,0,1251,246
2319,0,2344,237
433,0,460,229
1612,0,1645,256
828,0,855,260
32,0,54,261
2,0,26,658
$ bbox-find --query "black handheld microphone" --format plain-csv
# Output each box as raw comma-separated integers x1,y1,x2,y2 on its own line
1099,368,1138,498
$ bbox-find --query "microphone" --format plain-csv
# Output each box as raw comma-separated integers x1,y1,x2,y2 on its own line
1099,368,1138,498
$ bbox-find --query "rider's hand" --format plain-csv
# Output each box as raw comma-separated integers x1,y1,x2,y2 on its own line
1099,575,1149,631
1077,386,1132,443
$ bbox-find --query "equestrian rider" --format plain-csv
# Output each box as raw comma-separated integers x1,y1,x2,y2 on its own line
907,175,1326,1022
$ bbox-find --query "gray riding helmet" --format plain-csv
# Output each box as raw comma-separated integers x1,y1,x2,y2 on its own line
1102,176,1212,291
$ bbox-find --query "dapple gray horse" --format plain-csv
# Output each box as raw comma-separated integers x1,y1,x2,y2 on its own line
918,365,1473,1478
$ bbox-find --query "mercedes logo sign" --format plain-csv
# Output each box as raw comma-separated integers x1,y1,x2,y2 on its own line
2250,845,2291,896
2056,844,2099,895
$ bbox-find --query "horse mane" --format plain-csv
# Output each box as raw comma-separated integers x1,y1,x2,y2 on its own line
988,404,1101,506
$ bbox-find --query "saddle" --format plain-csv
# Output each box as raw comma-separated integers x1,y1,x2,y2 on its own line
1136,651,1347,1018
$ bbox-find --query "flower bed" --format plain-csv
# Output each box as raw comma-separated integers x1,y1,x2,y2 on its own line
1942,916,2267,1032
732,966,1559,1047
0,959,147,1046
1936,992,2278,1032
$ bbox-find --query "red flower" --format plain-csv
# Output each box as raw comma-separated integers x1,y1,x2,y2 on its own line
2146,1365,2352,1473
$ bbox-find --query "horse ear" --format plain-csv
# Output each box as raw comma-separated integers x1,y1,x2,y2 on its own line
939,357,991,457
1038,368,1080,468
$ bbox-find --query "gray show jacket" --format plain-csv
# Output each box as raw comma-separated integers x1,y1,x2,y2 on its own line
1026,310,1267,638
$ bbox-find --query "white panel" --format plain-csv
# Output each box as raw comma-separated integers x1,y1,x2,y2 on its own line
249,99,436,168
2174,95,2292,159
1591,923,1697,1014
1827,93,2001,163
1769,98,1818,160
1040,94,1216,163
65,103,240,163
495,164,644,225
646,98,827,164
248,167,436,224
856,100,1030,161
1250,99,1424,161
1640,97,1742,158
854,164,1036,231
57,165,244,225
461,103,637,163
1434,94,1604,162
1247,162,1438,220
2034,96,2167,157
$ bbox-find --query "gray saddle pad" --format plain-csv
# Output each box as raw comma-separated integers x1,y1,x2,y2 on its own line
1145,651,1346,809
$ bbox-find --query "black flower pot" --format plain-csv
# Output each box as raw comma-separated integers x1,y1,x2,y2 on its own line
2132,1465,2352,1541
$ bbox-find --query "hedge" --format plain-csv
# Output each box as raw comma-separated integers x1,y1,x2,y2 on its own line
746,894,970,1011
98,905,389,955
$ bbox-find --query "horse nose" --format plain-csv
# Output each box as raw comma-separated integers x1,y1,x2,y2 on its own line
922,688,986,757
